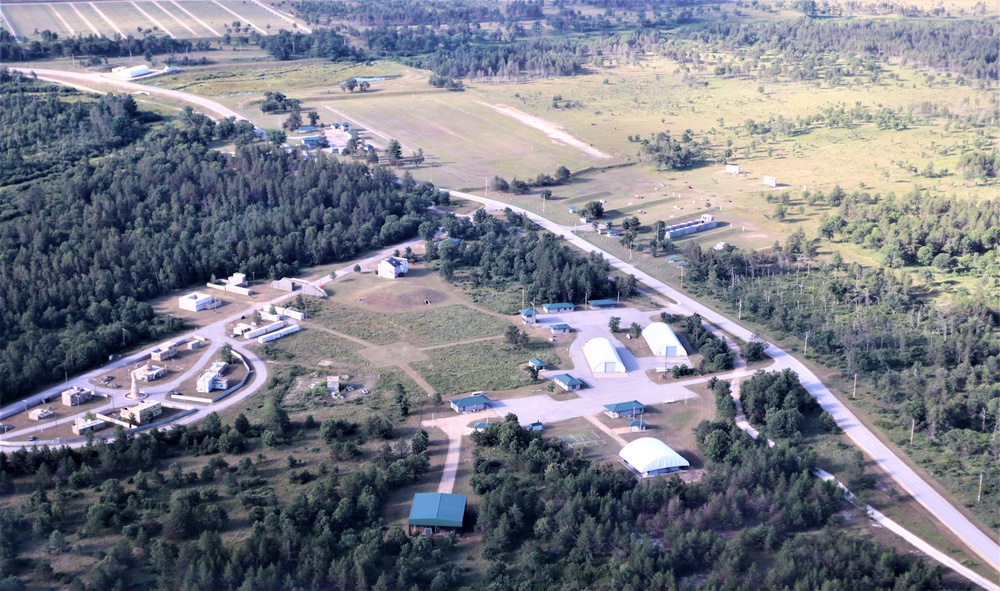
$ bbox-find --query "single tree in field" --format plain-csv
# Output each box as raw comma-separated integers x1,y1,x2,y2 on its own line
282,109,302,131
540,189,552,200
220,343,234,364
387,139,403,165
340,78,357,92
555,165,571,183
629,322,642,339
524,364,540,382
608,316,621,333
412,148,425,167
307,111,320,126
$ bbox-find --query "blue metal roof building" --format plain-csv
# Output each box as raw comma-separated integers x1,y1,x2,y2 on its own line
450,393,490,413
604,400,646,418
587,299,618,309
552,374,583,391
408,493,467,534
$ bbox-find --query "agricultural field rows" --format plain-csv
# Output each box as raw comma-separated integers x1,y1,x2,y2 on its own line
1,0,299,40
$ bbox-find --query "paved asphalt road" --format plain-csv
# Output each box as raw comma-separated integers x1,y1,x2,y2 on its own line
7,69,997,576
448,189,1000,574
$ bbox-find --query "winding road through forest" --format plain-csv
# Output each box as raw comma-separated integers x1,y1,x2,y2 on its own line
9,66,999,582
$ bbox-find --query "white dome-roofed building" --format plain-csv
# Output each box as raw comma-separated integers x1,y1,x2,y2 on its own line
619,437,690,478
642,322,688,357
583,337,626,374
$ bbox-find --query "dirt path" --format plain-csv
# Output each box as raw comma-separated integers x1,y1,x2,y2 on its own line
418,335,502,351
305,324,371,347
477,102,612,160
584,414,627,446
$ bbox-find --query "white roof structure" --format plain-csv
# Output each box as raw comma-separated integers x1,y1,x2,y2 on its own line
583,338,626,374
642,322,688,357
619,438,690,475
113,64,153,79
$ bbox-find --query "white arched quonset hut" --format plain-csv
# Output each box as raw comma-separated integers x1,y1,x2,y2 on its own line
642,322,688,357
619,438,690,478
583,337,626,374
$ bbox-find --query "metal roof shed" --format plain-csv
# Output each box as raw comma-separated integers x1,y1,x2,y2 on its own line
604,400,645,418
450,394,490,413
642,322,688,357
584,338,626,373
408,493,467,534
542,302,575,313
587,299,618,309
619,438,690,477
552,374,583,391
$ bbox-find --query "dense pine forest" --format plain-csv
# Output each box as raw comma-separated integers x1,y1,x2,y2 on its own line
677,223,1000,527
0,71,435,404
467,413,941,590
425,208,632,309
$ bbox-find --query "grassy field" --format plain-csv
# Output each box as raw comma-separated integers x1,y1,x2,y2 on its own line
412,339,561,396
314,302,510,347
1,0,304,41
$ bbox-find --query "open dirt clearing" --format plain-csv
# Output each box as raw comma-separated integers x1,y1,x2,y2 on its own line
477,102,612,160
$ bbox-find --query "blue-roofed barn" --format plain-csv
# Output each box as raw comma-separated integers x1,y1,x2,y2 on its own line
408,493,467,535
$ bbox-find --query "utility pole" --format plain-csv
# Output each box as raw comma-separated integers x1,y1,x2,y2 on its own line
978,473,984,503
738,299,743,320
852,373,858,399
909,418,915,445
803,331,809,356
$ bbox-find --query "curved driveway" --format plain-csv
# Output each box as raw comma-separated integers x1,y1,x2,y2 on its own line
8,68,997,576
449,189,1000,574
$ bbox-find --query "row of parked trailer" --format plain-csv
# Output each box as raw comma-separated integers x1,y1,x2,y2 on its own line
243,321,286,340
257,324,300,344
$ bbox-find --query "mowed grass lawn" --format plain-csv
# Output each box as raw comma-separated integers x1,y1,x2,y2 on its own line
316,303,510,347
412,339,560,395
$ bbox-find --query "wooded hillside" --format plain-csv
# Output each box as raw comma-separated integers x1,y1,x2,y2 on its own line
0,71,434,403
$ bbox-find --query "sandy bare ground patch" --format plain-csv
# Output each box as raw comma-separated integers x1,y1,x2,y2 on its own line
477,102,612,160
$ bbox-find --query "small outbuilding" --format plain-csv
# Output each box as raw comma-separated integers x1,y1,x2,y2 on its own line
628,419,647,432
618,437,690,478
587,299,617,310
550,323,571,334
408,493,466,535
542,302,574,314
520,308,537,325
528,359,546,369
552,374,583,391
584,338,626,374
604,400,645,419
642,322,688,357
29,407,54,420
526,421,543,432
450,393,490,413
